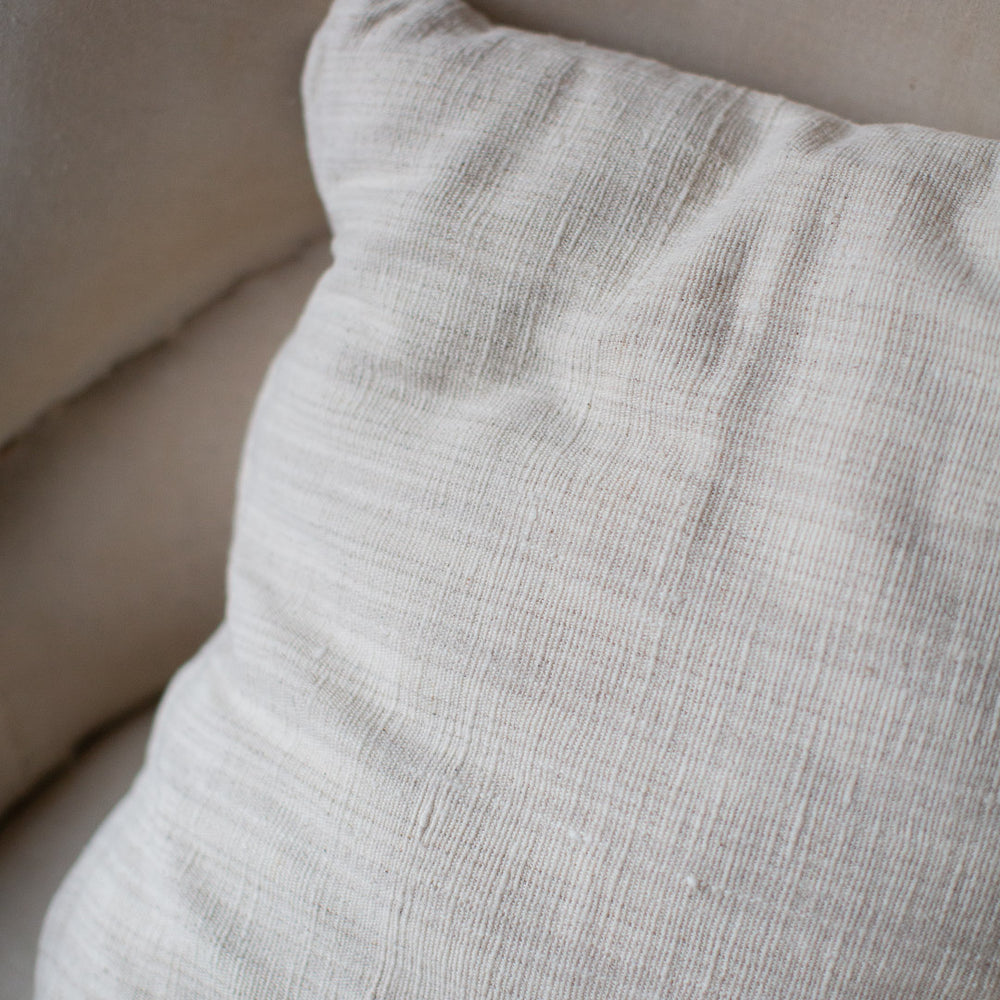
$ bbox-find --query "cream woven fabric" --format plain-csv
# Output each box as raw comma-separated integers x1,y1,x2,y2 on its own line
37,0,1000,996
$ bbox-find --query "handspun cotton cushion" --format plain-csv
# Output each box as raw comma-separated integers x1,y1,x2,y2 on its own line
37,0,1000,995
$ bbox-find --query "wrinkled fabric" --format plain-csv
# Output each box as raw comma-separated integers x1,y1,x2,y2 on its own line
38,1,1000,996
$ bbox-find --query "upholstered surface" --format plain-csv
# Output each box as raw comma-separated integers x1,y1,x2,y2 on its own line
477,0,1000,142
36,0,1000,996
0,709,153,1000
0,240,330,814
0,0,330,446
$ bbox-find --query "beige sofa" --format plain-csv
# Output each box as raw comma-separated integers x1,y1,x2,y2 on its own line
2,0,997,995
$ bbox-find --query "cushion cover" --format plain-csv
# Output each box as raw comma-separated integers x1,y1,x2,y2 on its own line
37,0,1000,996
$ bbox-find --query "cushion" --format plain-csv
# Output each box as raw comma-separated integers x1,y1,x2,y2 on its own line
37,0,1000,996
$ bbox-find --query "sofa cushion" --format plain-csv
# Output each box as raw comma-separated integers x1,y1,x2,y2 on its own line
36,0,1000,996
0,708,153,1000
0,240,330,816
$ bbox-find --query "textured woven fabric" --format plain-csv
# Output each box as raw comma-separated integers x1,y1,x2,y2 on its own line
37,0,1000,996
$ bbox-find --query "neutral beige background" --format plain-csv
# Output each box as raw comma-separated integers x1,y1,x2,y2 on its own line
0,241,330,813
0,0,331,446
0,709,153,997
479,0,1000,141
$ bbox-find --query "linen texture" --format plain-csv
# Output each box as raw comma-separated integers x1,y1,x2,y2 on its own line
37,0,1000,996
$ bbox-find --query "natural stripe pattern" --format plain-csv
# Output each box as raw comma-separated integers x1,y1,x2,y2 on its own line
37,0,1000,996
